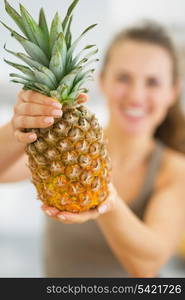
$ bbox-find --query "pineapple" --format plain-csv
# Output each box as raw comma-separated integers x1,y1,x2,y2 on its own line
1,0,111,212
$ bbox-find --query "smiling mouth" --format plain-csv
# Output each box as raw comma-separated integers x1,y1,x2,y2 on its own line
125,108,146,116
120,106,147,122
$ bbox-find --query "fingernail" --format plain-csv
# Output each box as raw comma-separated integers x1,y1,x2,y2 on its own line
46,209,53,216
51,208,60,215
44,117,54,124
29,134,36,140
98,204,107,214
52,110,63,117
52,102,62,109
58,214,66,220
78,96,86,101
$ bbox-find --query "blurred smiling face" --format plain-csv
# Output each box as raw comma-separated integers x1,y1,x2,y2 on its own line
100,40,178,136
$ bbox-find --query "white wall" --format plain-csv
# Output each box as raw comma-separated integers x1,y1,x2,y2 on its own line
109,0,185,58
110,0,185,28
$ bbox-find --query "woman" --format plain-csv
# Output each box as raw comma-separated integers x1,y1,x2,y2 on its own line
1,22,185,277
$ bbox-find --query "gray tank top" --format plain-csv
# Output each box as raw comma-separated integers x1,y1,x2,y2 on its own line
43,139,165,277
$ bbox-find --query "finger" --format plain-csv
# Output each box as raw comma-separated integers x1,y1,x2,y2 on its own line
14,93,24,114
76,93,88,104
14,102,63,118
42,212,62,223
16,92,23,106
13,115,54,129
14,130,37,143
97,199,110,215
41,205,60,217
98,183,117,214
57,208,100,224
41,205,67,223
42,204,99,224
19,90,62,108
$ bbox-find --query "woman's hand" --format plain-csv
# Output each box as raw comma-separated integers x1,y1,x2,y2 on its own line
41,183,118,224
11,89,87,144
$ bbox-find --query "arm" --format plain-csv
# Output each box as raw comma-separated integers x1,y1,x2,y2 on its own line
0,121,30,182
96,177,185,277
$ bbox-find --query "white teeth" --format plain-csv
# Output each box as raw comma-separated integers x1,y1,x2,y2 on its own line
124,109,146,117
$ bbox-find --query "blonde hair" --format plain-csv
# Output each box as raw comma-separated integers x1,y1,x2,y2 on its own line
102,21,185,153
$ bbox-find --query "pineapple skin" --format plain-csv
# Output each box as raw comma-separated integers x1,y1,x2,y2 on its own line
26,104,111,212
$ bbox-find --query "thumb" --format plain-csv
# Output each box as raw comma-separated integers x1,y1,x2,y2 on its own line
76,93,88,104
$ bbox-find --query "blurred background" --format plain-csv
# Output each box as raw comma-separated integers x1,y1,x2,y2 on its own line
0,0,185,277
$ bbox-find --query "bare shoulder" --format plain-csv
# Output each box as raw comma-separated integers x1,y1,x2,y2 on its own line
163,146,185,174
155,145,185,189
145,146,185,238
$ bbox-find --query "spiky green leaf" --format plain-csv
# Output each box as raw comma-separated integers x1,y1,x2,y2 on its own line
63,0,79,30
49,33,67,81
4,0,28,37
4,45,57,87
20,4,50,57
4,59,35,79
19,38,49,66
68,88,88,100
1,22,49,66
7,61,55,92
0,21,26,41
72,49,98,66
82,58,99,70
83,48,98,60
23,83,50,96
11,79,31,85
64,15,73,49
74,68,95,85
57,71,78,101
11,79,51,96
39,8,50,41
59,70,79,86
19,4,38,44
32,67,56,89
34,82,51,94
72,79,86,91
72,44,96,65
10,72,31,81
50,12,63,52
59,85,69,99
50,90,60,100
67,24,97,62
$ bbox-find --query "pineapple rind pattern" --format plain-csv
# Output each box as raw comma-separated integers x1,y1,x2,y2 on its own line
26,105,111,212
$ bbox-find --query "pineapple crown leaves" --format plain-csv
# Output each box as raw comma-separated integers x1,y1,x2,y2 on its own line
1,0,99,104
49,32,67,81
